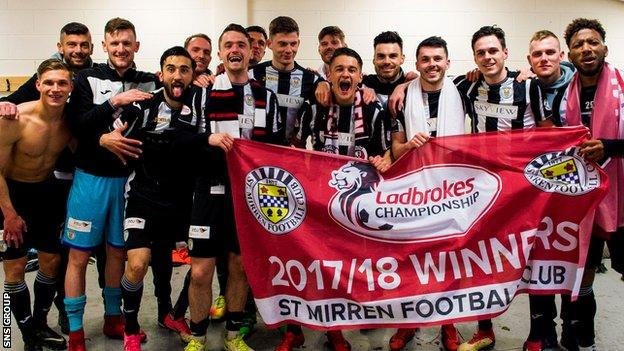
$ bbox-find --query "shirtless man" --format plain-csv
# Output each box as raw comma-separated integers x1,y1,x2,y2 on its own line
1,59,73,351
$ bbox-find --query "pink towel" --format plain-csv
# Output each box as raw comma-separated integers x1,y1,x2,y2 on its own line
565,62,624,234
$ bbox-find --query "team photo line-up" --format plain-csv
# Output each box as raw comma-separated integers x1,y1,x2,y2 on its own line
0,13,623,351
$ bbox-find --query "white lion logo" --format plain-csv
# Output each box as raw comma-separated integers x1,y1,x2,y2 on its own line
329,162,391,231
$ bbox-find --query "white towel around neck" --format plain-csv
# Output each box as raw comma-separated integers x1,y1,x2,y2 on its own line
402,77,465,138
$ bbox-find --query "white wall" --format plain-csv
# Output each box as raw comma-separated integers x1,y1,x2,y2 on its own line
250,0,624,75
0,0,247,74
1,0,623,76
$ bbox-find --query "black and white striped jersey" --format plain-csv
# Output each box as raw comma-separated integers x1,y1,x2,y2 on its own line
249,61,321,141
454,70,550,133
394,90,441,137
297,90,391,159
362,70,406,108
116,88,204,209
198,78,284,186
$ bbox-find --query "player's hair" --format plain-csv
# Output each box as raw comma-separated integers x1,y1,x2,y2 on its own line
160,46,196,71
218,23,250,46
528,30,560,50
104,17,136,37
318,26,345,43
373,31,403,51
184,33,212,49
269,16,299,37
330,47,363,68
246,26,267,40
472,25,506,51
36,58,71,79
60,22,90,41
563,18,606,47
416,36,448,58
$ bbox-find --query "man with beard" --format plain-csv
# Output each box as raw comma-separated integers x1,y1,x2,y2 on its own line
363,31,409,107
557,18,624,351
247,26,267,65
184,33,214,87
0,22,94,118
249,16,321,145
115,46,220,351
184,23,282,351
62,18,157,351
387,36,465,351
316,26,347,79
284,47,392,351
522,30,576,351
1,59,73,351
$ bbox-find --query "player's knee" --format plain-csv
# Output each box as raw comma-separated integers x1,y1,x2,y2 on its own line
191,264,212,286
126,259,148,281
68,248,91,268
38,253,61,276
3,258,27,282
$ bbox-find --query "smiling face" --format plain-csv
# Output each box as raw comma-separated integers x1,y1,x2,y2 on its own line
58,33,93,69
219,30,251,75
186,37,212,75
160,55,194,103
416,46,449,90
36,69,73,107
102,29,139,71
318,34,345,64
329,54,362,106
528,36,564,83
373,43,404,81
568,28,608,77
268,32,299,70
473,35,508,83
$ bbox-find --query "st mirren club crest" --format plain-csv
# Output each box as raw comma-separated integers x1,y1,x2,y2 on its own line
540,159,579,184
245,166,306,234
502,86,512,99
291,77,301,88
258,183,289,223
244,94,254,106
524,147,600,195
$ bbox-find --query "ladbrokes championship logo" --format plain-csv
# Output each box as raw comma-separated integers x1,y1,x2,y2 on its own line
524,146,601,195
245,166,306,234
328,162,501,243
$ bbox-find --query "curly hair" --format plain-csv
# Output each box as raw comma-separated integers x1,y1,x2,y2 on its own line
563,18,606,47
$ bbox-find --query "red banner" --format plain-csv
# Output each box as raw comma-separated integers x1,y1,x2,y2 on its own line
226,126,608,330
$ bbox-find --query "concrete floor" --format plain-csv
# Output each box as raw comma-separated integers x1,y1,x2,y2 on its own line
4,260,623,351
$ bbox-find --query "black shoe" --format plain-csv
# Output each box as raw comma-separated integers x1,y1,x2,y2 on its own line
560,330,579,351
33,322,67,350
25,258,39,273
24,340,44,351
542,329,558,349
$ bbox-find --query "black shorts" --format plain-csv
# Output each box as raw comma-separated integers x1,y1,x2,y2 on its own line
586,226,624,274
123,196,191,251
188,179,239,258
0,178,65,260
